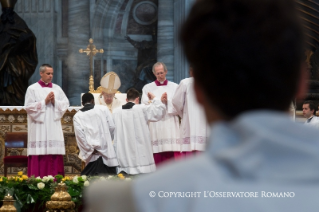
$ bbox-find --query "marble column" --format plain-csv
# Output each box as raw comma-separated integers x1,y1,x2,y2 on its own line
67,0,90,106
157,0,174,81
173,0,195,83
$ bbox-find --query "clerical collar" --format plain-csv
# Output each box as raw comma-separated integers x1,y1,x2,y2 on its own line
122,102,135,110
155,79,168,86
80,103,94,112
38,80,52,88
307,116,314,123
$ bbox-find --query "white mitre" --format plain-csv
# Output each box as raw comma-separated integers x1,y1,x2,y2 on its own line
96,72,126,112
100,72,121,94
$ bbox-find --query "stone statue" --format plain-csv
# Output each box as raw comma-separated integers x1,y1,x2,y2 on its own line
125,28,157,92
0,0,38,106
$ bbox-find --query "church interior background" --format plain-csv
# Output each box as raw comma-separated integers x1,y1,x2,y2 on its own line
1,0,318,175
0,0,195,175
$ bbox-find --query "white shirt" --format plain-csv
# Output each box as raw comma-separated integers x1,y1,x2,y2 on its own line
141,81,180,152
73,104,118,167
304,115,319,128
172,77,209,151
25,82,69,155
112,98,166,174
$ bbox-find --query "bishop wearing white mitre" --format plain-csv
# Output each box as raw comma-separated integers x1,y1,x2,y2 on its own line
141,62,180,165
172,67,209,155
95,72,125,113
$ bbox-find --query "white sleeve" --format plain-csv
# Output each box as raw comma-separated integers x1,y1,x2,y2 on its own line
54,87,70,121
112,113,117,153
141,85,150,105
73,115,94,163
24,87,46,123
166,85,179,115
142,98,166,122
105,107,115,140
171,81,186,118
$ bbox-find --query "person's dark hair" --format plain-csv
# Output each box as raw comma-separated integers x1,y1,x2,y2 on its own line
180,0,305,118
82,93,94,105
127,88,140,101
303,100,316,115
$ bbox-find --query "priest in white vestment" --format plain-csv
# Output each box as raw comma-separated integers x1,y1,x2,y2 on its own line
73,93,118,175
172,68,209,155
98,72,125,113
25,64,69,177
113,88,166,175
141,62,180,165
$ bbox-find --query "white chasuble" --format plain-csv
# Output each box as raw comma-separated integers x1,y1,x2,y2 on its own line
172,77,209,151
141,81,180,153
25,83,69,155
112,99,165,174
94,94,126,113
73,105,118,167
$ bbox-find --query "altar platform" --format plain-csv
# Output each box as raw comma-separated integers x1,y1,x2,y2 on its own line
0,106,82,176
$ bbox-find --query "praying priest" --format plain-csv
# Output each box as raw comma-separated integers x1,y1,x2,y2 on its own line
172,66,209,155
73,93,118,176
25,64,69,177
141,62,180,165
99,72,123,113
112,88,166,175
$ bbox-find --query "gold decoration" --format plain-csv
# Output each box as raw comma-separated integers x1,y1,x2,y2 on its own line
45,182,75,212
12,125,27,132
0,126,10,136
0,108,82,175
62,126,71,132
79,38,104,93
0,194,17,212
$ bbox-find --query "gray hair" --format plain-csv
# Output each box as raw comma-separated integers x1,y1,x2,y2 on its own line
152,62,167,74
39,64,53,73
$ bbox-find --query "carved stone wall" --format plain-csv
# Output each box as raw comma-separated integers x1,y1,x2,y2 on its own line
11,0,187,106
15,0,60,85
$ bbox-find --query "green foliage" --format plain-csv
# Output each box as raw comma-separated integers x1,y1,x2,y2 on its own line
0,174,132,211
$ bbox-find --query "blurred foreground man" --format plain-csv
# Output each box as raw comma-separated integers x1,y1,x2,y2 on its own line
85,0,319,211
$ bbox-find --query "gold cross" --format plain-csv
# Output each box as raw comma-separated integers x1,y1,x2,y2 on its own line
79,38,104,92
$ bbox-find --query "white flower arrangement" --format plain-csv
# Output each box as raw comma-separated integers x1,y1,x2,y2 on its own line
81,175,87,181
84,181,90,187
37,182,45,190
73,176,79,184
36,176,41,180
107,175,114,179
99,176,106,181
42,176,49,182
47,175,55,181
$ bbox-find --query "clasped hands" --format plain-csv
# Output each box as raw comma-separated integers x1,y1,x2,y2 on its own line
147,92,167,104
45,92,55,105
